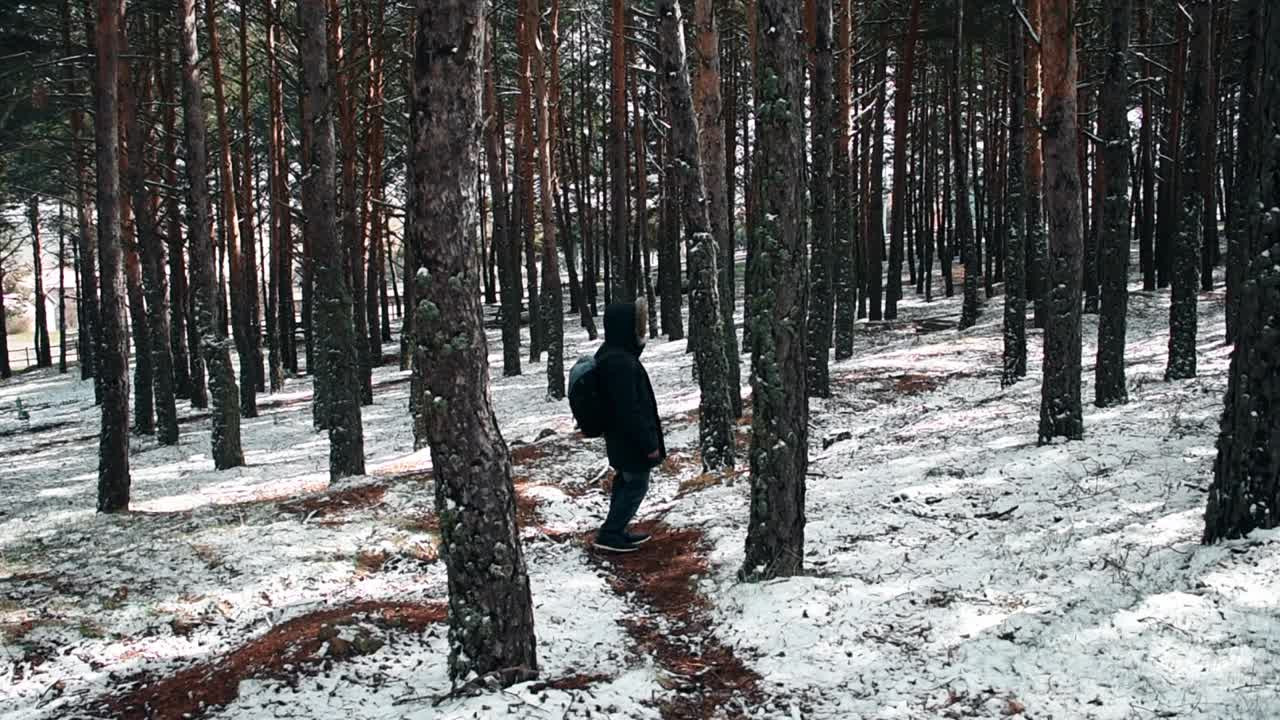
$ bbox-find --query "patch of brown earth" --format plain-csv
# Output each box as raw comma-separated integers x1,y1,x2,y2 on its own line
93,601,446,720
592,524,764,719
528,673,614,692
279,481,387,519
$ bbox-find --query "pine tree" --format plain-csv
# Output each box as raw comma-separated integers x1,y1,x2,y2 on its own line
805,0,834,398
1037,0,1085,442
299,0,366,481
1003,2,1029,387
1202,0,1280,543
609,0,630,302
95,0,131,512
1095,0,1133,407
1166,0,1212,381
656,0,735,471
484,26,522,377
885,0,923,320
178,0,244,470
410,0,538,684
950,0,981,331
742,0,808,582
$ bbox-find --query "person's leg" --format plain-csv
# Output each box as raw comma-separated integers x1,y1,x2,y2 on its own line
599,472,633,537
615,469,650,530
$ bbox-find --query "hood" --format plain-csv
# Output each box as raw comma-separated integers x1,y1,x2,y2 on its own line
603,302,644,356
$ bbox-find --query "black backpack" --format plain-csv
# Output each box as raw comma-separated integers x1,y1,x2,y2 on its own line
568,355,608,438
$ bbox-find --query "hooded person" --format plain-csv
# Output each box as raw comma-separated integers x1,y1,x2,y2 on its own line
593,298,666,552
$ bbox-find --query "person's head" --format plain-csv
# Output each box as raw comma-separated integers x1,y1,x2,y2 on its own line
603,298,649,355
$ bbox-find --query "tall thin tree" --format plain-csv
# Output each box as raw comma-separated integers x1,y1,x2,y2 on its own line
805,0,835,397
1003,2,1029,387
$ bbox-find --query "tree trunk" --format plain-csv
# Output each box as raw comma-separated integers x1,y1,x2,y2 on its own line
238,1,264,395
1026,0,1048,328
527,0,565,398
951,1,981,330
204,0,257,418
1138,0,1156,291
1156,16,1188,290
158,50,193,401
741,0,808,582
410,0,538,684
179,0,244,469
691,0,742,415
485,28,522,377
514,3,542,364
58,201,67,374
364,0,388,368
1226,0,1262,343
1095,0,1133,407
805,0,834,397
63,0,98,390
124,36,178,444
886,0,923,320
1166,0,1212,380
28,198,52,368
610,0,631,302
1199,2,1219,294
0,270,8,377
1037,0,1085,443
299,0,366,479
1202,0,1280,543
833,0,855,360
867,30,887,323
658,116,684,341
95,0,130,511
656,0,735,470
1003,4,1029,387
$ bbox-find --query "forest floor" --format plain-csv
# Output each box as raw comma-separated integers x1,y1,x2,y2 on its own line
1,282,1278,720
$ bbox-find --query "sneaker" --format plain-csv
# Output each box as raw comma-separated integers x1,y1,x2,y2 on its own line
623,531,651,545
592,534,639,553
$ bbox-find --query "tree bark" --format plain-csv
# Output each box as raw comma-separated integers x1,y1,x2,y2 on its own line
179,0,244,469
741,0,808,582
1003,4,1029,388
951,1,981,330
485,27,522,377
529,0,566,398
805,0,834,397
205,0,257,418
95,0,130,511
885,0,923,320
1166,0,1212,380
867,30,887,322
58,201,67,374
833,0,855,360
63,0,98,390
28,199,52,368
124,33,179,444
691,0,742,415
1202,0,1280,543
1037,0,1085,443
1156,16,1188,290
300,0,366,480
515,1,542,363
1226,0,1262,343
238,0,264,395
1095,0,1133,407
1026,0,1048,329
656,0,735,471
1138,0,1156,291
610,0,631,302
411,0,538,684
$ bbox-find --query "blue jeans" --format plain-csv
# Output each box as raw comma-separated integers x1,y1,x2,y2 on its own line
600,469,650,538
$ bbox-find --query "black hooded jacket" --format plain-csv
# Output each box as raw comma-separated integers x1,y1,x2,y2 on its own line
595,303,666,472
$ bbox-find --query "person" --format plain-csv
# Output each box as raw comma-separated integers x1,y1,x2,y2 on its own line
594,299,665,553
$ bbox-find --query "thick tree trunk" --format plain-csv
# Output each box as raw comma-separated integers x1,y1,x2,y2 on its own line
1003,4,1029,387
124,39,178,444
656,0,735,471
691,0,742,415
833,0,855,360
1156,17,1188,290
179,0,244,469
886,0,923,320
805,0,834,397
1037,0,1085,443
741,0,808,582
95,0,130,511
1166,1,1212,380
1225,0,1262,343
205,0,256,418
1095,0,1133,407
300,0,366,480
410,0,538,684
1203,0,1280,543
951,1,981,330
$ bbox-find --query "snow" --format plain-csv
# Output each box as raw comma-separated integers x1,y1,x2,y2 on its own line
1,280,1278,719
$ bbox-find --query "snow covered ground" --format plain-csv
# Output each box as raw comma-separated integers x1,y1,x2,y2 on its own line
1,282,1276,720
